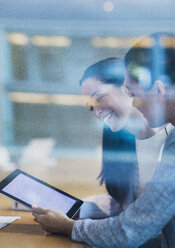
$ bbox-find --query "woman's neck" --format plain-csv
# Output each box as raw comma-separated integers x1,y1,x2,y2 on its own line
124,107,164,140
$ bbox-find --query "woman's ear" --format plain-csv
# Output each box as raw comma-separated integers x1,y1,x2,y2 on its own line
154,80,165,99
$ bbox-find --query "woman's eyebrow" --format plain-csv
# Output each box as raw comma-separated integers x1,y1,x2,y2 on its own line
91,90,100,97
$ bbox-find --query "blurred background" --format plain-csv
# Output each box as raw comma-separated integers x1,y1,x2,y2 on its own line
0,0,174,198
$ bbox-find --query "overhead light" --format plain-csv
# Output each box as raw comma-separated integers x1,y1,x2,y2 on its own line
92,37,122,48
134,37,154,48
160,36,175,48
51,94,84,106
91,37,154,48
8,33,29,46
9,92,85,106
103,1,114,12
32,36,71,47
9,92,50,104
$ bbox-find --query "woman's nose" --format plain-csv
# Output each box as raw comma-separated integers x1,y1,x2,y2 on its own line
93,108,102,119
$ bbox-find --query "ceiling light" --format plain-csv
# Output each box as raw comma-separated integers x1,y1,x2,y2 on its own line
91,37,154,48
32,36,71,47
8,33,29,46
9,92,84,106
103,1,114,12
160,36,175,48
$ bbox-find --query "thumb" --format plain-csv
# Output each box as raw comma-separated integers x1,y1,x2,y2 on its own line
32,204,48,214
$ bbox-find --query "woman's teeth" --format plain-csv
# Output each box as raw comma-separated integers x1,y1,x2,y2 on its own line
103,112,113,122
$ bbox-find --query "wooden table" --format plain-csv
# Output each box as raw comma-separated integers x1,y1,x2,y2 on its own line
0,195,87,248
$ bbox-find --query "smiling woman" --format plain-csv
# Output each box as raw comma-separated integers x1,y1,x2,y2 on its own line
78,57,162,214
80,58,129,131
29,53,174,248
81,79,131,132
79,57,155,138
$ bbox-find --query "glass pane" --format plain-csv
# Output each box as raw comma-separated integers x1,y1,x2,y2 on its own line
10,44,28,81
13,102,101,149
36,46,67,83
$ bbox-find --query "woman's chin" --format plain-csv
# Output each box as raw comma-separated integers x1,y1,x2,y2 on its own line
107,124,121,132
106,120,126,132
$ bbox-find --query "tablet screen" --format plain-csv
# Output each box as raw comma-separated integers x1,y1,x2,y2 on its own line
0,169,83,218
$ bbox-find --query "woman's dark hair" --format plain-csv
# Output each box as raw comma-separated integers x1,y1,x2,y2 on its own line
80,57,125,87
99,125,137,208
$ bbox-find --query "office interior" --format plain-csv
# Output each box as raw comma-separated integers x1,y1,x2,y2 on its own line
0,0,174,199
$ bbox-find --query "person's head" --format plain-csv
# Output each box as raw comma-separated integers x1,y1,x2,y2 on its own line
80,57,133,132
124,32,175,127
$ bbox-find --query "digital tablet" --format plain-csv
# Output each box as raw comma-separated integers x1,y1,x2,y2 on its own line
0,169,83,218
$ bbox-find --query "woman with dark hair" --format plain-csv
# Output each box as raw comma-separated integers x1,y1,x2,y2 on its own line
78,57,158,219
32,57,171,248
80,57,155,138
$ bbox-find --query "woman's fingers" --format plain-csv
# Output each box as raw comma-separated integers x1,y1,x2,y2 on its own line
32,205,48,214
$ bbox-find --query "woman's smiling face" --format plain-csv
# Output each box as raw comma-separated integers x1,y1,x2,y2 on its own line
81,78,133,132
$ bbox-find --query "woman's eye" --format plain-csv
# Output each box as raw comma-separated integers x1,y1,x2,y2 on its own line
96,95,104,103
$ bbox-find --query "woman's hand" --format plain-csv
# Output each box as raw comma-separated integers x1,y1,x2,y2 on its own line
32,205,75,237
